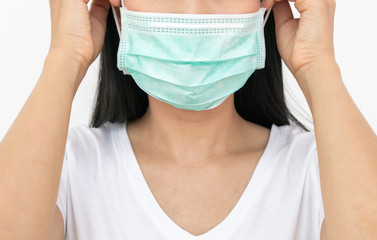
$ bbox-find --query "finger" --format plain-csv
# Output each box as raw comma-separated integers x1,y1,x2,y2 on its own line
294,0,326,15
89,0,111,27
109,0,122,8
260,0,274,9
273,0,294,28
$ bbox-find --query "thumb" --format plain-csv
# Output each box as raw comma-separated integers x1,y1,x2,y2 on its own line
273,0,294,29
88,0,111,63
89,0,111,29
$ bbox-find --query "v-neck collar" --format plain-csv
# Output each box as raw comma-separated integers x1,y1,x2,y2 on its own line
115,122,281,240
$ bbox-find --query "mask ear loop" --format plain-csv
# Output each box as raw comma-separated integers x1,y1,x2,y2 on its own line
112,1,131,75
261,0,272,28
263,8,272,27
111,0,123,39
112,6,121,38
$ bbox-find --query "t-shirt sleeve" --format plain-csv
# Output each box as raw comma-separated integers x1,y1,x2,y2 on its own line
313,147,325,230
56,137,70,236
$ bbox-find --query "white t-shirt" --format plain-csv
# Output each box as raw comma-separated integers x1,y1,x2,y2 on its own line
57,121,325,240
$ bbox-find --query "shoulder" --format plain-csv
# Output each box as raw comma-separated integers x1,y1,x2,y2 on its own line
66,121,123,145
272,124,317,156
269,124,318,177
65,121,125,159
272,125,324,236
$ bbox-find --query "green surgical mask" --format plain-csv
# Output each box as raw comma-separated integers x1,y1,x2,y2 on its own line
112,3,271,111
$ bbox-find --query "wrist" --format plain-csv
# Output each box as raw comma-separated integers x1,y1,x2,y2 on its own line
294,58,342,109
44,50,89,94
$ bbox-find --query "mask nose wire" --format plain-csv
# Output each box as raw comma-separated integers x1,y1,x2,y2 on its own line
111,3,272,39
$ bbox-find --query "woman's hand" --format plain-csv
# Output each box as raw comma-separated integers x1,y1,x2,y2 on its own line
272,0,337,85
48,0,110,74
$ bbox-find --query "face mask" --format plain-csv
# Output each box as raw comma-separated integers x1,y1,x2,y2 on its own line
111,3,272,111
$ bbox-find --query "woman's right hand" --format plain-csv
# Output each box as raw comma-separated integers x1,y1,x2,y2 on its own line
48,0,111,76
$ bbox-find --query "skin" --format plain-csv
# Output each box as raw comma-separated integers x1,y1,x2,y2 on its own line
0,0,376,239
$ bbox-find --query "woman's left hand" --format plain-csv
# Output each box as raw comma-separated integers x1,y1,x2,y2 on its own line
272,0,337,85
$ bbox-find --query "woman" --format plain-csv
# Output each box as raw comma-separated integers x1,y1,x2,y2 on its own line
0,0,376,239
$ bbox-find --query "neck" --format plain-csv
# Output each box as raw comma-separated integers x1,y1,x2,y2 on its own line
134,94,253,167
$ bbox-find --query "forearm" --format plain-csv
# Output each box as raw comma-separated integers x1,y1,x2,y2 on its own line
299,61,377,239
0,52,86,239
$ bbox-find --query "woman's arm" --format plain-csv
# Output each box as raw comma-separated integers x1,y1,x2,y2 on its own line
0,0,111,238
300,59,377,240
0,51,84,239
272,0,377,239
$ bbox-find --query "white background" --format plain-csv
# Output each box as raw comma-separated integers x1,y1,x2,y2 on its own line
0,1,376,140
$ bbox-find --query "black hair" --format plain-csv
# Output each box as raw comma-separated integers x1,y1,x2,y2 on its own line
90,6,310,131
